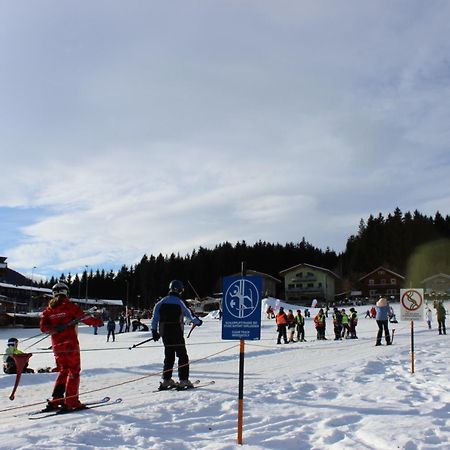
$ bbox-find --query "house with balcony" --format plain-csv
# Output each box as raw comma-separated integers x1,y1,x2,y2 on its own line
279,263,340,306
420,273,450,299
359,266,405,301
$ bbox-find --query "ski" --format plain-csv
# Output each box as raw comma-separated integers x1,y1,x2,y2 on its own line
153,380,214,392
179,380,215,390
28,397,121,419
154,379,200,392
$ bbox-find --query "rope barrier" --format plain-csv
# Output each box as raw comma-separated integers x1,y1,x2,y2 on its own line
0,343,239,415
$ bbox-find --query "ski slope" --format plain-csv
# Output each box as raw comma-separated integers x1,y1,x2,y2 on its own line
0,301,448,450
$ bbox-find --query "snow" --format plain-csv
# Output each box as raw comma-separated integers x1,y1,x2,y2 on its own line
0,300,449,450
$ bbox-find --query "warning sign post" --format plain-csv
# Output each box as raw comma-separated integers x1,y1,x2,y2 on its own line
400,288,424,374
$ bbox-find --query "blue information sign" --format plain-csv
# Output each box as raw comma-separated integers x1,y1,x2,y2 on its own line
222,275,262,340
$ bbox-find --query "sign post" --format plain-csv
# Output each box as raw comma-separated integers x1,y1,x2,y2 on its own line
222,263,262,445
400,288,424,374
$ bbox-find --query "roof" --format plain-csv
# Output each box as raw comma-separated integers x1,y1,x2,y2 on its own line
279,263,340,279
421,273,450,284
0,282,52,294
228,270,281,283
71,297,123,307
358,266,405,281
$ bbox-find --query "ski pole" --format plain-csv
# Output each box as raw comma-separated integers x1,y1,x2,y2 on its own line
187,323,197,339
23,333,49,351
129,337,154,350
391,328,395,344
23,308,98,350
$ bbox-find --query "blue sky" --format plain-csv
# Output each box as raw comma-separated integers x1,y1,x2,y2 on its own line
1,1,449,281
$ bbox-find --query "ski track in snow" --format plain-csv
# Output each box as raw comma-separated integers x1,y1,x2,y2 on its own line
0,301,449,450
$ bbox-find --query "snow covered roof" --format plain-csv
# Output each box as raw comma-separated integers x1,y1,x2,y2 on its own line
421,273,450,283
0,281,52,294
71,297,123,307
279,262,340,279
358,266,405,281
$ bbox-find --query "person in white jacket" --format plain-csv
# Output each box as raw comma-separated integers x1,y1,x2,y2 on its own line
425,307,433,330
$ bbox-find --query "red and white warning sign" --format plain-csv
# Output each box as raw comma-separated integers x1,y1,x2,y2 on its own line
400,289,424,321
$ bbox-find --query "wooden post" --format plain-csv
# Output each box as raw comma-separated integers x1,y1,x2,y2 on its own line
237,338,245,444
237,261,246,445
410,320,415,374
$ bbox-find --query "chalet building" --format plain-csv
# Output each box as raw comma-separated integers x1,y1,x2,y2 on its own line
279,263,340,306
420,273,450,298
359,266,405,301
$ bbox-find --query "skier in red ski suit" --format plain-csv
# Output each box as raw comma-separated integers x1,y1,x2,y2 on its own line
40,282,103,411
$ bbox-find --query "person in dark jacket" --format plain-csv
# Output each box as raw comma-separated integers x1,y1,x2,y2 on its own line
151,280,203,389
435,302,447,335
106,318,116,342
333,308,342,340
349,308,358,339
375,297,391,346
275,307,288,344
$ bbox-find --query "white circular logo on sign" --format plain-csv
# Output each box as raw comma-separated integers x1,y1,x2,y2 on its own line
225,279,259,319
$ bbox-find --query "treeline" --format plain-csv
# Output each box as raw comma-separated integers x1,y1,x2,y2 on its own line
41,208,450,308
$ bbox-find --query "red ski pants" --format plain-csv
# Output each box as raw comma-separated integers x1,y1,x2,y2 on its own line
54,350,81,408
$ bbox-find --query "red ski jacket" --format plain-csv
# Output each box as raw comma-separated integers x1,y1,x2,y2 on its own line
40,297,102,355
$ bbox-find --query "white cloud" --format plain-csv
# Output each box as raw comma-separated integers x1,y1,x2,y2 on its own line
1,1,450,277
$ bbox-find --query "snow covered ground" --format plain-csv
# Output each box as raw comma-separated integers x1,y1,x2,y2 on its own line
0,300,448,450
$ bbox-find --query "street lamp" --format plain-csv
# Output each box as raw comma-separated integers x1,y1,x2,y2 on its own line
125,279,129,315
85,265,89,302
30,266,36,310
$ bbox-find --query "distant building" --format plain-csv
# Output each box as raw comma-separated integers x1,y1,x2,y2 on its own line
279,263,340,306
359,266,405,301
420,273,450,299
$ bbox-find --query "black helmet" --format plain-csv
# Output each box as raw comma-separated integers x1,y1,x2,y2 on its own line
168,280,184,295
52,282,69,297
8,337,18,346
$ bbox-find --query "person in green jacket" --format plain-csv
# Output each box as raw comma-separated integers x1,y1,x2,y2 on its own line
341,309,351,339
3,337,34,374
295,310,306,342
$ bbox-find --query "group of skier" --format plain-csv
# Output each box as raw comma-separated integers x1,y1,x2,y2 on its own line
272,297,447,345
274,305,359,343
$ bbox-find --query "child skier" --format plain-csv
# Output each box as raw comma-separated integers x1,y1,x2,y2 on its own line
3,338,35,374
286,309,296,342
295,309,306,342
332,307,342,340
314,309,326,340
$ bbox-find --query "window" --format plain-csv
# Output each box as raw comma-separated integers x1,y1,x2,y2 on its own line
307,283,314,288
391,278,396,285
369,279,374,285
380,279,386,285
296,272,303,278
369,290,377,296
